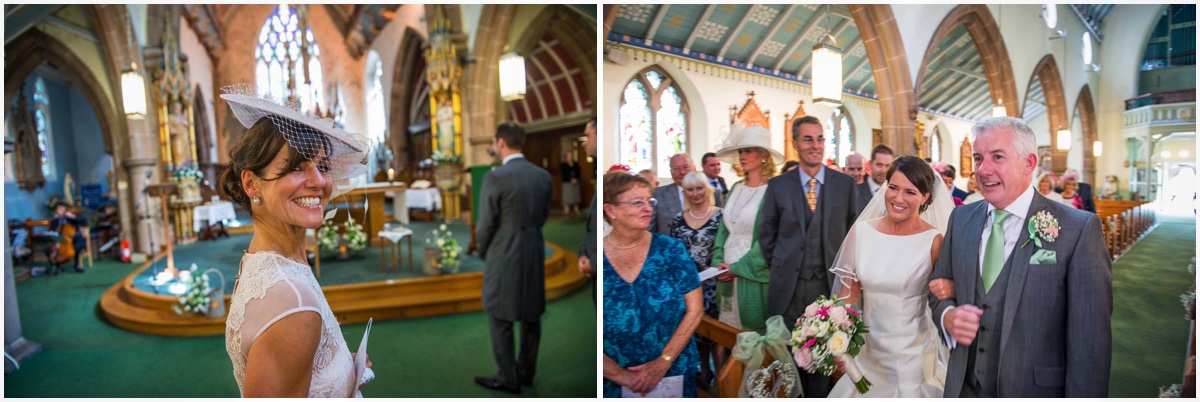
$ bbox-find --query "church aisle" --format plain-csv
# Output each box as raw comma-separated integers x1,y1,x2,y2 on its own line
1109,215,1196,397
4,217,596,397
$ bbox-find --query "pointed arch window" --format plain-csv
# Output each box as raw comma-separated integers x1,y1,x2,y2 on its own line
33,77,55,180
824,107,854,165
254,4,323,113
930,126,943,163
619,69,689,178
366,52,386,143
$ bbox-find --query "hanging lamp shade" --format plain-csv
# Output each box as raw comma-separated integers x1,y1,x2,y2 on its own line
992,104,1007,118
1056,128,1071,151
121,64,147,120
811,43,843,107
498,52,526,102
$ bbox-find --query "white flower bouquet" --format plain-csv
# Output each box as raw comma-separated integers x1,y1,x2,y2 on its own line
173,264,213,316
790,295,872,394
425,223,461,274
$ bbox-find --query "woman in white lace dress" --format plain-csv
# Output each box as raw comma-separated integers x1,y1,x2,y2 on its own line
218,87,372,397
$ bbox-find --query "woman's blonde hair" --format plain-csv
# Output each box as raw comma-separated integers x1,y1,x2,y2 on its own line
1036,172,1057,190
738,147,778,180
680,171,715,207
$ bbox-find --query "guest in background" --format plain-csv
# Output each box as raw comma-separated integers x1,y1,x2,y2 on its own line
1058,170,1086,210
602,172,702,398
844,153,867,185
711,125,781,333
825,158,842,172
669,171,724,386
931,162,965,206
637,169,658,189
579,117,598,302
966,175,979,195
1036,172,1067,205
559,151,582,217
1056,169,1096,213
701,152,728,207
650,154,695,235
475,122,554,393
46,201,86,274
1101,175,1121,200
867,145,895,196
781,160,800,174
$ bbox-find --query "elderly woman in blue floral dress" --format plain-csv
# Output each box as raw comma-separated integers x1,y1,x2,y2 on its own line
602,171,702,398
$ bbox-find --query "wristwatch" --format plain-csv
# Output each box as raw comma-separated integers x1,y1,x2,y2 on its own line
660,354,673,362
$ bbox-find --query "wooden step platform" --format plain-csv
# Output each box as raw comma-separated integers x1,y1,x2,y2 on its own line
99,242,585,336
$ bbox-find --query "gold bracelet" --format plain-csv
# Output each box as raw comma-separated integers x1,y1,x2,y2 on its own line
659,354,673,362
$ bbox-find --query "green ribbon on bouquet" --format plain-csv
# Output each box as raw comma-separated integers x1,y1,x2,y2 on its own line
731,315,802,398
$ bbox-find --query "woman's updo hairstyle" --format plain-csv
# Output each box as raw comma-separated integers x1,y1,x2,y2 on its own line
884,155,938,213
217,116,315,216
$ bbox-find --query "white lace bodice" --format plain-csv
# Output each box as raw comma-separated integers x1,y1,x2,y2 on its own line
225,252,356,397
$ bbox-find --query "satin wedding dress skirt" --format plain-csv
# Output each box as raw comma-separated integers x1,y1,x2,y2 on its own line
828,225,947,398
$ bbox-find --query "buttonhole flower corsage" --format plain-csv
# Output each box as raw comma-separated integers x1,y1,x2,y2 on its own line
1021,210,1060,248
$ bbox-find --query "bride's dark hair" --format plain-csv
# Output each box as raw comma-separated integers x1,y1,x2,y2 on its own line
884,155,937,212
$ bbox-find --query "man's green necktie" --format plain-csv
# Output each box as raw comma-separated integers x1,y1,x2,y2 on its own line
982,209,1012,293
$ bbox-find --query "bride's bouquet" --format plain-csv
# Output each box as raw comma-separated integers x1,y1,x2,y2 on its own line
789,295,872,394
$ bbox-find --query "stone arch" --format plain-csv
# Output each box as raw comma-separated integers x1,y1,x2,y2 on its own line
5,30,120,158
1026,55,1068,172
849,4,918,155
623,61,709,160
1074,84,1097,184
462,4,518,165
387,28,427,170
914,4,1019,119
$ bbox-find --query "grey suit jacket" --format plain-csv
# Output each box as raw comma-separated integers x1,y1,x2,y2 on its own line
929,191,1112,397
476,157,553,322
759,168,859,319
854,180,873,214
650,183,683,235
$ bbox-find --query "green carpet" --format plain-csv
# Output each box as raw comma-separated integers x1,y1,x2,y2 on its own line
4,215,596,397
1109,215,1196,397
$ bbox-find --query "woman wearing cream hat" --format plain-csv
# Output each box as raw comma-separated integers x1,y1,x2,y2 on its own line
709,124,783,332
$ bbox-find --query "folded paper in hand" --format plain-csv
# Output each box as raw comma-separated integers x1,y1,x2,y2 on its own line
698,267,729,282
355,318,373,388
621,375,683,398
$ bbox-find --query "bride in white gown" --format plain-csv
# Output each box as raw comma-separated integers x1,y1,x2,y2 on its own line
827,156,954,398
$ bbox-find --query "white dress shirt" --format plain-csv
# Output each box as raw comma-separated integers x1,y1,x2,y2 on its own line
502,153,525,165
867,178,881,195
941,185,1035,348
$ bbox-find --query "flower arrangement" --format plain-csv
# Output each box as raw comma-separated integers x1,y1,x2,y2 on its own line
1022,211,1059,248
790,295,872,394
316,217,368,256
425,223,462,274
171,165,204,181
430,150,461,165
173,264,213,316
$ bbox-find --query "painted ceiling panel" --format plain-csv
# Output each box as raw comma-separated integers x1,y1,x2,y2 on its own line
610,4,875,99
917,25,991,121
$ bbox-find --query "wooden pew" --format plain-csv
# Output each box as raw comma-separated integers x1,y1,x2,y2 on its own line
695,316,832,397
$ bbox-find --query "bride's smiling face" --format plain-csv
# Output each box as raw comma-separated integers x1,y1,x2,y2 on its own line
884,170,930,223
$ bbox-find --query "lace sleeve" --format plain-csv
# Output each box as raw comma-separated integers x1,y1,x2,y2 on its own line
238,278,322,357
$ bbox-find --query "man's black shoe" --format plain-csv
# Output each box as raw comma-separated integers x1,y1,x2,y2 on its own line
474,375,520,394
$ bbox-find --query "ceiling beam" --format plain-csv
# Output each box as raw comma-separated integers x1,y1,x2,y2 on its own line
1068,4,1104,43
855,75,874,92
644,5,670,42
683,5,716,51
964,96,996,121
922,69,979,107
948,65,986,80
772,8,825,71
746,4,795,65
946,84,992,117
717,5,757,60
796,18,850,76
919,42,980,92
4,5,61,45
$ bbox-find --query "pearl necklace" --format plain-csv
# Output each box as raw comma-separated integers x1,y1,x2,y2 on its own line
606,232,649,250
687,205,711,220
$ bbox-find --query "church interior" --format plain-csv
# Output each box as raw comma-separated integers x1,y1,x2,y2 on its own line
3,4,596,397
602,4,1195,397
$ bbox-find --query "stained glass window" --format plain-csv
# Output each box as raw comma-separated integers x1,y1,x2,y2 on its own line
255,4,323,113
366,54,386,143
33,77,54,179
930,126,942,163
824,107,854,165
619,69,689,178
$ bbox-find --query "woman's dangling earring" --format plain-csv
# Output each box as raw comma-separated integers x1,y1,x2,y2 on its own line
252,196,261,205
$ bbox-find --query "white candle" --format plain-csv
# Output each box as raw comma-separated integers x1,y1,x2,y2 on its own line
387,168,395,182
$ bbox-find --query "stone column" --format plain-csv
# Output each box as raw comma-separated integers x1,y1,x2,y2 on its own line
4,194,41,374
125,157,163,255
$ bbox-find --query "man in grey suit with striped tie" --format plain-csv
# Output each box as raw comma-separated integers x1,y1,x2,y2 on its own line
929,117,1111,397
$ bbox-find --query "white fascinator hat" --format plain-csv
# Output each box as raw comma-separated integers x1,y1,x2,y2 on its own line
219,84,370,201
714,124,784,166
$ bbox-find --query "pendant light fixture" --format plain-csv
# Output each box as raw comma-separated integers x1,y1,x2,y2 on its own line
811,4,843,107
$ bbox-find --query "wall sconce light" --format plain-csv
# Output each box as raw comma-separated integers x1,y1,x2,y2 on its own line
1056,128,1071,151
1092,140,1102,157
121,63,147,120
498,52,526,102
992,104,1007,118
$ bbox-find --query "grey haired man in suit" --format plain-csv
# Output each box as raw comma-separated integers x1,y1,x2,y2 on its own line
649,153,694,234
928,116,1111,397
474,122,553,394
759,115,858,398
